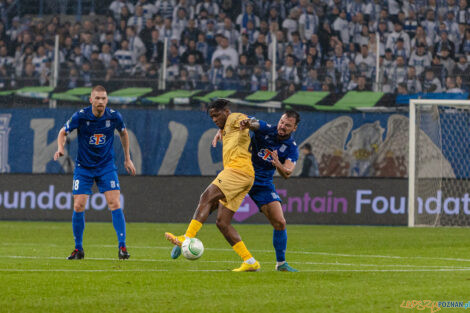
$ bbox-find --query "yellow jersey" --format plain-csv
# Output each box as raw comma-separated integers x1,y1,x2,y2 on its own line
221,112,254,177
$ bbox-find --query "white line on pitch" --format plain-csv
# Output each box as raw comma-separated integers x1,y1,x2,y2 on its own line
2,268,470,273
2,255,470,270
3,242,470,263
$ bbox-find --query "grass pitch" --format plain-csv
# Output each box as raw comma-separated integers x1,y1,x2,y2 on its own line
1,221,470,313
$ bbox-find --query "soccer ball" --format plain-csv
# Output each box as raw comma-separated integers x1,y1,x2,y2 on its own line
181,237,204,260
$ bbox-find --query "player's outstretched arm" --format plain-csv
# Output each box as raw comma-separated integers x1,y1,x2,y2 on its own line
119,129,136,176
211,129,222,147
54,127,67,161
271,150,296,179
239,117,260,131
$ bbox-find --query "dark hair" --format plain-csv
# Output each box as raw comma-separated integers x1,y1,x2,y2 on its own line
284,109,300,125
301,143,312,151
207,98,230,113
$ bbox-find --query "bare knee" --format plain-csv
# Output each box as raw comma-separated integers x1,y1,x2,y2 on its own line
271,217,286,231
107,198,121,210
74,202,86,212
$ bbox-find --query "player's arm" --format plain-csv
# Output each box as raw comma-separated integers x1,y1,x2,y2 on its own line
271,150,296,179
212,129,222,147
54,127,67,161
239,117,260,131
119,129,136,176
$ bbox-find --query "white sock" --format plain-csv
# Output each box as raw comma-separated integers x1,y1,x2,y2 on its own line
277,261,286,267
245,257,256,265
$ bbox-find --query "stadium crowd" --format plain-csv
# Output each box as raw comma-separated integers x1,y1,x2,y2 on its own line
0,0,469,94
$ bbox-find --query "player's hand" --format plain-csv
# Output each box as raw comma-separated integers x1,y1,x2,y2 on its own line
212,129,222,147
54,149,64,161
271,150,281,167
125,159,136,176
239,119,251,130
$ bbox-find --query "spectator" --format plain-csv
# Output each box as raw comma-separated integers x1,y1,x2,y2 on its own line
278,54,299,85
32,45,49,75
434,30,455,58
386,22,411,57
332,10,349,44
196,0,219,18
128,5,147,34
66,66,80,89
211,35,238,69
125,26,146,63
302,68,322,91
453,55,470,83
136,0,157,19
219,66,240,90
438,47,455,75
208,57,224,89
139,18,155,44
355,75,370,91
408,43,431,77
180,19,200,44
114,39,134,73
218,17,240,47
405,66,422,93
354,45,375,79
79,62,93,87
445,76,464,93
299,4,319,42
422,68,443,93
155,0,176,19
184,53,203,81
109,0,135,21
282,8,300,41
145,29,164,64
131,54,151,77
19,63,40,87
236,2,260,31
99,44,113,68
251,65,269,91
237,54,252,90
393,38,409,62
390,55,408,90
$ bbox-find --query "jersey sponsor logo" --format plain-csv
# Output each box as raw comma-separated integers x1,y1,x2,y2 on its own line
89,134,106,145
279,144,287,152
86,121,90,126
106,120,111,128
258,148,274,162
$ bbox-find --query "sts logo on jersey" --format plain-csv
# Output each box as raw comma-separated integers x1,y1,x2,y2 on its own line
89,134,106,145
258,148,274,162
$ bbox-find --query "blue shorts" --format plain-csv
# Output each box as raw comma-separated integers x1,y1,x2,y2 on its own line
248,183,281,211
72,165,120,195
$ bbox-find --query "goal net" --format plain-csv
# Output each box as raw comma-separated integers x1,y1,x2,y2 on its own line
409,99,470,227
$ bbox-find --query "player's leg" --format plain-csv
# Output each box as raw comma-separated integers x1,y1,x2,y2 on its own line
216,204,260,272
68,173,93,260
169,197,220,259
260,201,298,272
97,170,129,259
166,183,225,246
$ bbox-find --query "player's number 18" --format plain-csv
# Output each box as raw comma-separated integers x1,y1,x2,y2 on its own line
73,180,80,191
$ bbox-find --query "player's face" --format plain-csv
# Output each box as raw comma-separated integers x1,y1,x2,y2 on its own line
90,90,108,115
209,108,229,129
277,114,297,138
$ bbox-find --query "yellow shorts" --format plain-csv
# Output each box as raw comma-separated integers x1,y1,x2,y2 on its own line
212,168,254,212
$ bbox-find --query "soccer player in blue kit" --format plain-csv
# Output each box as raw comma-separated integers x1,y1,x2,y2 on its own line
54,85,136,260
213,110,300,272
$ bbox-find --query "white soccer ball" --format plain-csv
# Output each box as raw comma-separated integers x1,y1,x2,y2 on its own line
181,237,204,260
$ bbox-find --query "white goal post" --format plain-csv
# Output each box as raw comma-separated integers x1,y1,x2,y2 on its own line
408,99,470,227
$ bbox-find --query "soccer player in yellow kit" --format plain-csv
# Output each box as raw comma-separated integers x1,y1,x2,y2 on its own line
165,99,260,271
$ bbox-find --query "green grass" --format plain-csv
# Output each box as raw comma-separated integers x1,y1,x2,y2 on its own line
1,221,470,313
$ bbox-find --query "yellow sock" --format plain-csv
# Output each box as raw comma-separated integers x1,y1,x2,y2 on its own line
232,241,253,261
184,219,202,238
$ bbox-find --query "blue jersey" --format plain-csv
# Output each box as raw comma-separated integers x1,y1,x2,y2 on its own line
64,106,125,169
250,120,299,187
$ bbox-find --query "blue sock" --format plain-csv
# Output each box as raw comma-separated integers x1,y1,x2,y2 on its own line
112,208,126,248
273,229,287,262
72,211,85,251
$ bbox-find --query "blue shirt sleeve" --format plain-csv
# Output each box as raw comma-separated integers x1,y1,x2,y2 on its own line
64,112,79,134
115,111,126,132
257,119,274,134
287,142,299,163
